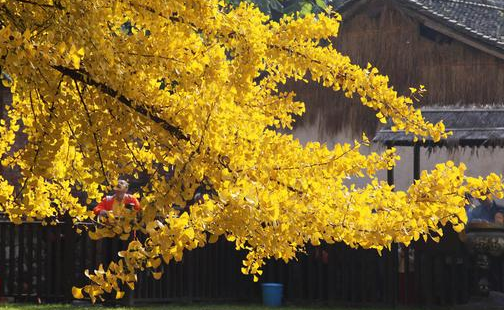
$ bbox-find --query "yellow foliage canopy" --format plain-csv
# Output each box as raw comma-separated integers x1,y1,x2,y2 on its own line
0,0,502,302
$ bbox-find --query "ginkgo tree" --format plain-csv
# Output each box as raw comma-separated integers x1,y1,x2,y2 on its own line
0,0,502,302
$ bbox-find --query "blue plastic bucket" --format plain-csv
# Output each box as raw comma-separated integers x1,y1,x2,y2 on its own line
262,283,283,307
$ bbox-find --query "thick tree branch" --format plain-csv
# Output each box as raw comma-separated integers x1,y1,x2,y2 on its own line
52,65,189,141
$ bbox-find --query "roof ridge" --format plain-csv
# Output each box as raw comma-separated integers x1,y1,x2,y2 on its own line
421,108,504,112
335,0,504,52
400,0,504,48
439,0,504,11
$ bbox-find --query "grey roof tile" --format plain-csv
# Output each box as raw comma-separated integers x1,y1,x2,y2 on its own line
373,107,504,148
402,0,504,50
334,0,504,50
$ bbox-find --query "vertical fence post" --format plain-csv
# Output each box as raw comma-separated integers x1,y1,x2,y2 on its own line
124,237,135,307
26,225,34,296
36,224,43,301
63,215,76,302
16,224,24,297
8,224,15,297
0,219,6,298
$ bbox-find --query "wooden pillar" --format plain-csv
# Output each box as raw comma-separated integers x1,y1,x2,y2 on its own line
405,144,421,305
26,225,34,296
0,221,5,297
386,144,398,307
63,215,76,302
16,225,24,297
413,145,420,181
122,236,134,306
387,167,394,187
8,224,15,296
387,143,395,187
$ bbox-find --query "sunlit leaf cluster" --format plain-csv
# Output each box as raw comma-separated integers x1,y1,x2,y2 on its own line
0,0,501,302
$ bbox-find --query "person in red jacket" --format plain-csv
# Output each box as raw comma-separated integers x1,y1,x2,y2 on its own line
93,179,141,220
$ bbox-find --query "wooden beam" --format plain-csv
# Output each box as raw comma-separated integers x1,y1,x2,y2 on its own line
387,144,395,187
413,144,420,181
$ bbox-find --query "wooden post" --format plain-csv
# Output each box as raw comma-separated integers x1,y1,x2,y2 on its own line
0,221,5,297
387,168,394,187
386,144,398,307
8,224,15,296
413,145,420,181
63,215,76,302
17,225,24,297
405,144,421,305
26,225,34,296
122,237,134,306
36,225,43,301
387,145,394,187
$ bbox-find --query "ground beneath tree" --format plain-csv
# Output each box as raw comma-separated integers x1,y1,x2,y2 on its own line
0,303,430,310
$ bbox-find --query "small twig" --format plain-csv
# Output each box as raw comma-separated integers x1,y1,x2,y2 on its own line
73,79,110,186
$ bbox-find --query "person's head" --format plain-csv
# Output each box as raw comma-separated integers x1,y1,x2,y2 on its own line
495,212,504,225
113,179,129,199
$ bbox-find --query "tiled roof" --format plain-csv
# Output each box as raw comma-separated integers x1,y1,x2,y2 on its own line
373,107,504,148
334,0,504,51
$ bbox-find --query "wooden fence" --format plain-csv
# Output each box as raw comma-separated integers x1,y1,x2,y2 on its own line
0,217,496,307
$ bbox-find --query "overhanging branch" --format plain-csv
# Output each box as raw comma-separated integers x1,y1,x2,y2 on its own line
52,65,189,141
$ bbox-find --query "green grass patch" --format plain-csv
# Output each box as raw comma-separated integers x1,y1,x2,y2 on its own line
0,303,424,310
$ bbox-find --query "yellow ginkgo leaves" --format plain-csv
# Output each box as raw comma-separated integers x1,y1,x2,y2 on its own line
72,287,84,299
115,291,125,299
0,0,501,303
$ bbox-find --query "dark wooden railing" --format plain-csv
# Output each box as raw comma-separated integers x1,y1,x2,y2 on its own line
0,216,491,307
